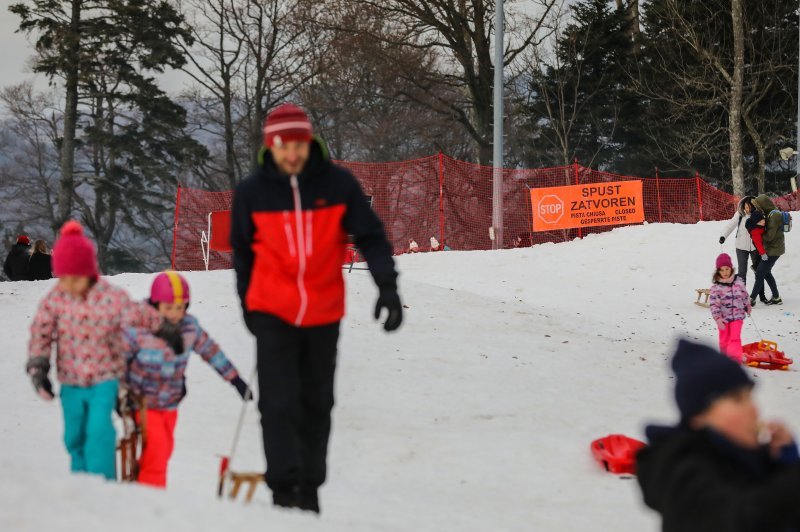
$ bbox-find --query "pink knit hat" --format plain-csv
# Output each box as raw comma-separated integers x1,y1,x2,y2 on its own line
52,221,99,279
150,271,191,305
716,253,734,270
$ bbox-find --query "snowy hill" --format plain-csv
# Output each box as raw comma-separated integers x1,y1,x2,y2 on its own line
3,219,800,531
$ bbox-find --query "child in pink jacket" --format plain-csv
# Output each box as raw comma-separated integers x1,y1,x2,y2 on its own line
709,253,751,363
26,221,162,480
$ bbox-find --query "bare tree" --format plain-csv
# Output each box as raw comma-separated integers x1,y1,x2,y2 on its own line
323,0,557,166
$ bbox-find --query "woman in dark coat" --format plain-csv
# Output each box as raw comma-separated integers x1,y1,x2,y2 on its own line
27,239,52,281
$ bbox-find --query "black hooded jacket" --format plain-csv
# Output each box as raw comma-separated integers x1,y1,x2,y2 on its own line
3,243,30,281
637,425,800,532
28,252,52,281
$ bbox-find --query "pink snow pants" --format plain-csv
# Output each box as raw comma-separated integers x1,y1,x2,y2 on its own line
718,319,744,363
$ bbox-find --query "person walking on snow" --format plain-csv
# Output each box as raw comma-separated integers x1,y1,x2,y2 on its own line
750,195,785,306
121,271,252,488
745,211,771,305
4,235,31,281
709,253,750,363
719,196,757,284
231,103,403,514
637,339,800,532
26,221,163,480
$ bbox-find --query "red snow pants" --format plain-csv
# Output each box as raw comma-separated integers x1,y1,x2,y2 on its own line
718,319,744,363
136,409,178,488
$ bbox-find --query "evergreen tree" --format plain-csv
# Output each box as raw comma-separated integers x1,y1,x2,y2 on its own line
9,0,205,271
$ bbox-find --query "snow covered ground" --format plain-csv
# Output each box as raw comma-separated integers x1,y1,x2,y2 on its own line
3,218,800,531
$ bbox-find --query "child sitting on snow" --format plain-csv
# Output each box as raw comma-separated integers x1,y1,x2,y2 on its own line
26,221,163,480
709,253,750,363
122,271,251,488
637,339,800,532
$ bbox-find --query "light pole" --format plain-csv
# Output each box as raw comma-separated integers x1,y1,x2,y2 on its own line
492,0,504,250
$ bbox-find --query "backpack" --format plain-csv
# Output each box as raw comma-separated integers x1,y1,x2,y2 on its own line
770,209,792,233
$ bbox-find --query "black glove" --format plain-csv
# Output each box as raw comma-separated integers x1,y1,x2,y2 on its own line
719,236,726,244
156,320,185,354
374,283,403,332
26,357,54,400
231,376,253,401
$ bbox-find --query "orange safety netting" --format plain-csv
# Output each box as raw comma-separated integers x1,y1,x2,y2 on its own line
171,153,799,271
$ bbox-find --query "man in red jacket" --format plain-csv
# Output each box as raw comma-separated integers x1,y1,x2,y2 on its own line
231,104,403,513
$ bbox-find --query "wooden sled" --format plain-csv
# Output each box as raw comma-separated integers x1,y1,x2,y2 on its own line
227,471,265,503
695,288,711,308
117,395,147,482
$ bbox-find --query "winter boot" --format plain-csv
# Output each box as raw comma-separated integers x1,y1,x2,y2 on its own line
272,485,301,510
298,487,320,514
759,294,769,304
765,297,783,306
750,297,757,307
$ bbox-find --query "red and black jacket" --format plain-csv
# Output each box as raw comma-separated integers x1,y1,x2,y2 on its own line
231,138,397,327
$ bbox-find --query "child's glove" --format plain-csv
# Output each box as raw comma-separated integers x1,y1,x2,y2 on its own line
231,376,253,401
26,357,54,401
374,282,403,332
715,318,727,331
156,320,185,354
719,236,725,244
761,254,769,261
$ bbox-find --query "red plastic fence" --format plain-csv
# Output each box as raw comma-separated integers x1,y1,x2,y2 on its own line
171,154,799,271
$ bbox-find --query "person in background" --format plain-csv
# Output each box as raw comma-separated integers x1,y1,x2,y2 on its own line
709,253,750,363
637,339,800,532
4,235,31,281
430,237,442,251
408,239,420,253
745,211,771,305
28,239,53,281
719,196,756,285
750,195,785,306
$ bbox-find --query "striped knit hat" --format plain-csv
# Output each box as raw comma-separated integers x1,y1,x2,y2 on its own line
263,103,313,148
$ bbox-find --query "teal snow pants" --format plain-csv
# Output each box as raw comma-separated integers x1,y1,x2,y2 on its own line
60,379,118,480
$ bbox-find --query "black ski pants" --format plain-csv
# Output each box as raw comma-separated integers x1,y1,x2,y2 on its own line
248,312,339,493
751,256,780,301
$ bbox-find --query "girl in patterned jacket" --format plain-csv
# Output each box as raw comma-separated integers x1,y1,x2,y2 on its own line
710,253,751,363
122,271,251,488
26,221,163,480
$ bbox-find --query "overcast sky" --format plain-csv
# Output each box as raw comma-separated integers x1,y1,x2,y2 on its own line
0,0,560,95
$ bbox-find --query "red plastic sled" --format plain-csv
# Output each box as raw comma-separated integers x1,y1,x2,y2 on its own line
591,435,646,475
743,340,793,371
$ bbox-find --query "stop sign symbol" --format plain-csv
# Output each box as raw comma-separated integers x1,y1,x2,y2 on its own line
538,195,565,225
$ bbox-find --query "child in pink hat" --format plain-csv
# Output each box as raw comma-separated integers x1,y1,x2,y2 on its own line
26,221,162,480
709,253,751,363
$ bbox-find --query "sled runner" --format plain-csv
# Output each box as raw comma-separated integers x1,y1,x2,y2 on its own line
743,340,793,371
695,288,711,308
117,394,147,482
218,457,264,503
590,434,646,475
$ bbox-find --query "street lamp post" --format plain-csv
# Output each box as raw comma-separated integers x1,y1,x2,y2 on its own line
492,0,504,250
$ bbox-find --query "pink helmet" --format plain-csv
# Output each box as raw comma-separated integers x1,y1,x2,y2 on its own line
150,271,190,304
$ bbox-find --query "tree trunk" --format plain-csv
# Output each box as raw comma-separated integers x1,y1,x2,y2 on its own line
58,0,81,229
222,82,237,188
628,0,641,53
728,0,745,196
743,112,767,195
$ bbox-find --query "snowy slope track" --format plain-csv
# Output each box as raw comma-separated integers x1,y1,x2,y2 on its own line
3,219,800,531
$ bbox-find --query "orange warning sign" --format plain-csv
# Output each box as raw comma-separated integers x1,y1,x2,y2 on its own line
530,181,644,231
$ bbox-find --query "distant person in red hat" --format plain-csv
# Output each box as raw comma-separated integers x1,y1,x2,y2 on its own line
231,103,403,513
4,234,31,281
